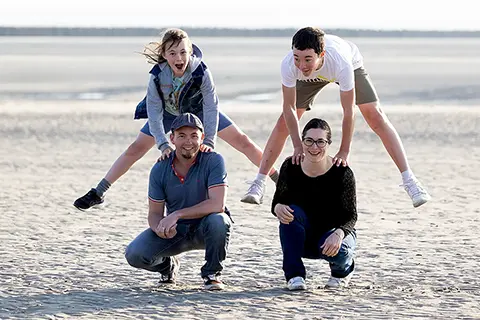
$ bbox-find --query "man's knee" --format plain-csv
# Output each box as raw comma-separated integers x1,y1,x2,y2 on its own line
125,244,145,268
124,242,154,269
203,213,231,238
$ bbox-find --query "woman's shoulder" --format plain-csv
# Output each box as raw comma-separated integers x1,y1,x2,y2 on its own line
280,157,296,170
330,164,354,176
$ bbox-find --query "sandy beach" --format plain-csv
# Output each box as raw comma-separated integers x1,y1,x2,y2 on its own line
1,98,479,319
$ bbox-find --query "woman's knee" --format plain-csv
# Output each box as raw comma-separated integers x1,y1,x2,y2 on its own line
331,243,355,265
289,205,308,221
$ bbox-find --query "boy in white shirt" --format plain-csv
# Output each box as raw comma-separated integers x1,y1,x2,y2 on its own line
241,27,430,208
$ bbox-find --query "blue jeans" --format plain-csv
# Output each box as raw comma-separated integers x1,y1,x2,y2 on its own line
125,213,231,278
279,205,356,281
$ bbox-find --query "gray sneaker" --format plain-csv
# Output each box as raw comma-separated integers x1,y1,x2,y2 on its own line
287,276,307,291
324,272,353,289
240,179,265,204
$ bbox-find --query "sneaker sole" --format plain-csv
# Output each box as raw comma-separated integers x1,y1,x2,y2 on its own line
73,202,105,211
288,284,306,291
413,196,431,208
204,283,224,290
240,195,262,205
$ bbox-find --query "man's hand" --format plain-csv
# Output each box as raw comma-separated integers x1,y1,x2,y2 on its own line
291,146,305,165
158,146,174,162
274,204,294,224
333,150,349,167
155,213,179,239
320,229,344,257
200,144,213,152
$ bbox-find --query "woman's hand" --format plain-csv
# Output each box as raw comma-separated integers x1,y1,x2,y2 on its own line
320,229,344,257
274,204,294,224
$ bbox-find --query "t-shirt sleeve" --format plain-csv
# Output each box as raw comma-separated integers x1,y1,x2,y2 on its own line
148,162,166,202
280,54,297,88
207,153,228,189
337,63,355,92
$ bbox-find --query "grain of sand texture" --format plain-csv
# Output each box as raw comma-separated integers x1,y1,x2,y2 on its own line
1,101,479,319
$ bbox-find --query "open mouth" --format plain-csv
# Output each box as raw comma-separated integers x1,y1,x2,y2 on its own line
308,151,321,156
174,63,185,71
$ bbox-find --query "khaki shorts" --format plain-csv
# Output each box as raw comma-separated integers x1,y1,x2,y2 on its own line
296,67,379,110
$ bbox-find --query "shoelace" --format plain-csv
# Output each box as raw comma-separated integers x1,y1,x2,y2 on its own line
400,179,425,197
247,180,265,193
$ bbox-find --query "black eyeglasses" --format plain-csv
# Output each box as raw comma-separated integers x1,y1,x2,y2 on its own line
302,137,329,148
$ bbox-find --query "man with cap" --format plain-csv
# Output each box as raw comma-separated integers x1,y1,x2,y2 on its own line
125,113,231,290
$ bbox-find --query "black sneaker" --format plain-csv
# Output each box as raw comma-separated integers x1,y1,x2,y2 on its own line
159,256,180,284
73,188,104,210
203,274,224,290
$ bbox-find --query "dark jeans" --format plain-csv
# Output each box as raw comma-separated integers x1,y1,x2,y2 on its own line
125,212,231,278
279,205,356,281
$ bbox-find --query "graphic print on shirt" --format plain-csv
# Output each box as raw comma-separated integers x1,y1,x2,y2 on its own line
164,76,186,115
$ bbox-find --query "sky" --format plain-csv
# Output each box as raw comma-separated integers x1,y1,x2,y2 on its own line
1,0,478,31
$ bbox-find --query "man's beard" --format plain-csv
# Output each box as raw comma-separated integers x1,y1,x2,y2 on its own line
181,153,193,159
180,148,197,159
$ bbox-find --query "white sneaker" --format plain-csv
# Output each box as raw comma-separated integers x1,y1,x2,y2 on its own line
324,272,353,289
402,178,431,208
240,179,265,204
287,276,307,291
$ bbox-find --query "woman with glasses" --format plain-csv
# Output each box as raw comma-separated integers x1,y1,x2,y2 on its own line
271,118,357,291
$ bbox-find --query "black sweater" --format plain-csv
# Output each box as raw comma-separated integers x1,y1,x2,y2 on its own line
271,158,357,236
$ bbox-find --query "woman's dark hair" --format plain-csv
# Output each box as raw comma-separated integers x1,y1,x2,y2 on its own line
301,118,332,144
292,27,326,55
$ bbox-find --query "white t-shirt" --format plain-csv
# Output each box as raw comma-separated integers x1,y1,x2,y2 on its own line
281,34,363,92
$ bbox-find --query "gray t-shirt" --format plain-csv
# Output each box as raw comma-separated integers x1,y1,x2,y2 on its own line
148,151,228,220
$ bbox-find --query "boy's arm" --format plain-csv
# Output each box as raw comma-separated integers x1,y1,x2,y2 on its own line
282,85,304,164
335,89,355,167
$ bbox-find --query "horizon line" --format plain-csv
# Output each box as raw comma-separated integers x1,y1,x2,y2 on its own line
1,25,480,33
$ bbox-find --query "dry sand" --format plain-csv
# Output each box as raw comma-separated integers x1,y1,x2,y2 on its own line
1,100,479,319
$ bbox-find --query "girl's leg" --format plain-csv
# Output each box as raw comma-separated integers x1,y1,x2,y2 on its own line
74,126,155,210
104,132,155,185
217,123,278,179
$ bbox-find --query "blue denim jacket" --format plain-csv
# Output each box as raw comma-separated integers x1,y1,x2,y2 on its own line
134,44,219,152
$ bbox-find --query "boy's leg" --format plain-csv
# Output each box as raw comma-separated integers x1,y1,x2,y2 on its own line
355,67,431,207
217,112,279,182
241,80,328,204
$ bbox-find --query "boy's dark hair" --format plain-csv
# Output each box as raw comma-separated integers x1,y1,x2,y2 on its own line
292,27,326,55
302,118,332,144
